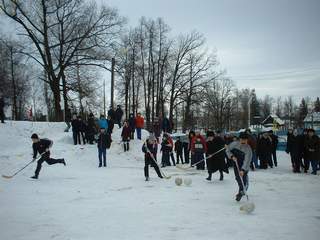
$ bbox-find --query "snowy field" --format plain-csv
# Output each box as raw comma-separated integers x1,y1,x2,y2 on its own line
0,121,319,240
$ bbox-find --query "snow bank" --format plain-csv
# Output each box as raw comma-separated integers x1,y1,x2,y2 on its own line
0,121,319,240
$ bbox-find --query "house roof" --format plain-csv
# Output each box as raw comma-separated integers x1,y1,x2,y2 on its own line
262,114,285,125
304,112,320,122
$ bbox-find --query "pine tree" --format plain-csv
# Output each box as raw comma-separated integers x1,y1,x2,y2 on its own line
298,98,308,127
314,97,320,112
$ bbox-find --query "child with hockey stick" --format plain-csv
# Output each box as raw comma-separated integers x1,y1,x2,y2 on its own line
30,134,66,179
226,132,252,201
142,135,163,181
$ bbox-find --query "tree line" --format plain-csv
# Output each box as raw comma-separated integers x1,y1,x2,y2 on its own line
0,0,319,131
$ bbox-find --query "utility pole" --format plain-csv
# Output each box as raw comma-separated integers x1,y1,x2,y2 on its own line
110,57,115,109
248,95,253,128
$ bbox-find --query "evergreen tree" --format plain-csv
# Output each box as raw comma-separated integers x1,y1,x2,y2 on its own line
298,98,308,127
314,97,320,112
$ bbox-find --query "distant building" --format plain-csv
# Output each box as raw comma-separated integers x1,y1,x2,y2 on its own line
304,112,320,130
261,114,285,130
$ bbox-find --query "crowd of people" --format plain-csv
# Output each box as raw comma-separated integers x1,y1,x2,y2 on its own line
27,108,319,201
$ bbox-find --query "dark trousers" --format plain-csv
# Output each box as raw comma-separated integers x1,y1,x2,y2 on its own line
117,119,122,128
176,151,184,164
292,155,302,172
170,152,176,166
303,158,310,172
161,152,171,167
34,152,64,177
136,128,142,140
233,163,248,193
310,159,318,174
130,131,134,140
123,141,129,152
183,145,189,164
80,131,86,144
0,109,5,123
144,157,162,178
98,148,106,167
194,152,205,170
73,131,80,145
271,150,277,166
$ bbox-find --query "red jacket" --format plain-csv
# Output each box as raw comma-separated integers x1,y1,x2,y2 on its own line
191,135,207,153
135,116,144,128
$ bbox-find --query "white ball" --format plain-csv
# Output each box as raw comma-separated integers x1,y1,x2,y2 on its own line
175,177,183,186
184,178,192,186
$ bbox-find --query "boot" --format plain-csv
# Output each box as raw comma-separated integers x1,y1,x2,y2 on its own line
235,192,244,202
31,175,38,179
145,177,150,181
61,159,66,166
219,172,224,181
206,172,212,181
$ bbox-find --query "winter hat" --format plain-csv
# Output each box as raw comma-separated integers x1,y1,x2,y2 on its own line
148,134,156,142
31,133,39,139
239,132,249,139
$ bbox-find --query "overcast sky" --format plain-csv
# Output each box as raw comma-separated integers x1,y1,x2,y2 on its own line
102,0,320,101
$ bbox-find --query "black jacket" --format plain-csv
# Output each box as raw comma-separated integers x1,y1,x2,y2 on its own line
286,134,304,158
206,136,227,173
174,140,183,153
115,108,123,121
257,136,272,159
304,135,320,160
71,119,81,132
97,132,112,149
33,139,53,158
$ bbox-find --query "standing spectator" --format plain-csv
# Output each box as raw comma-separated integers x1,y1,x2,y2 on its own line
135,113,144,140
206,131,228,181
167,133,176,165
128,113,135,139
245,129,258,170
304,129,319,175
257,132,273,169
78,116,87,145
152,117,161,143
174,137,184,164
98,114,108,131
161,116,171,133
97,127,112,167
161,133,173,167
269,130,279,167
108,106,116,121
188,130,195,165
107,115,114,135
190,131,207,170
115,105,124,128
121,120,131,152
86,113,97,144
71,114,80,145
64,108,72,132
286,129,304,173
182,135,190,164
0,94,5,123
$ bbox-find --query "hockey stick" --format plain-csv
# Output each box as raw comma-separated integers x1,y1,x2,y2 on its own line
176,147,226,170
144,142,171,179
2,152,45,179
233,158,255,213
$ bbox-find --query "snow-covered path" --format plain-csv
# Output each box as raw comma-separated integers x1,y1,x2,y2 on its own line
0,121,319,240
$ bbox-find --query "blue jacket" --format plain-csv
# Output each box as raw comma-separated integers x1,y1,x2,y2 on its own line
98,118,108,130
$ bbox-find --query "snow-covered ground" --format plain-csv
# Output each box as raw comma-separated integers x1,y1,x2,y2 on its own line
0,121,319,240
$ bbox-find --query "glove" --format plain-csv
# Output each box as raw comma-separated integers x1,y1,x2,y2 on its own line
45,148,49,152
